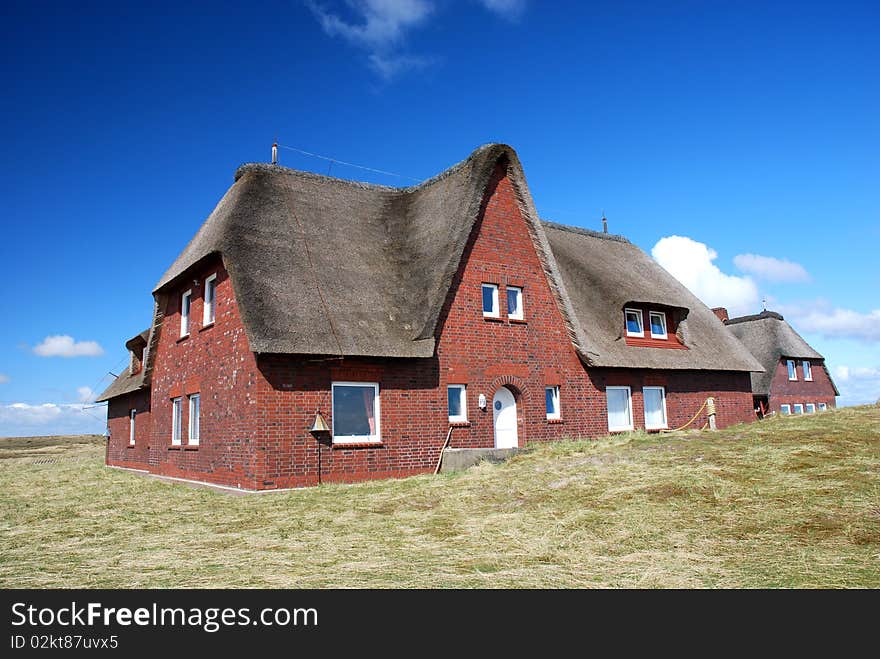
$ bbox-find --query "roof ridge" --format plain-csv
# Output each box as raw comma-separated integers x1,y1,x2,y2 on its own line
725,310,785,325
540,219,631,244
233,142,509,194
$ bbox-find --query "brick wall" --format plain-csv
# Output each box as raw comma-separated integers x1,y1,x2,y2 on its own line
767,358,837,413
105,164,757,489
106,388,151,468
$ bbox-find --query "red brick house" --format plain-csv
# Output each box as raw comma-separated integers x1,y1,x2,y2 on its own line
723,310,838,416
98,144,762,490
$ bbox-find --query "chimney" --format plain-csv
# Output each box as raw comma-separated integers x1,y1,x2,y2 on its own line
712,307,729,323
272,142,278,165
602,214,608,233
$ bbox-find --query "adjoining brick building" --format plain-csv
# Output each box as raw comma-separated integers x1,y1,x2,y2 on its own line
98,143,762,490
723,310,838,417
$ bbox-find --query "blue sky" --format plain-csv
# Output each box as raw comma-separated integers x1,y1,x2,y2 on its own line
1,0,878,436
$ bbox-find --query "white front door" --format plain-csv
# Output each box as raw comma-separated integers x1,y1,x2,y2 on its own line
493,387,518,448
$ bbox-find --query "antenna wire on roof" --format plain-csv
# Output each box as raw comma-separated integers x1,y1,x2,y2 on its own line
277,144,422,183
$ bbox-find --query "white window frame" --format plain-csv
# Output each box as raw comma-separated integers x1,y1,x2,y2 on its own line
648,311,668,340
818,402,827,411
805,403,816,414
787,359,797,381
180,289,192,337
447,384,468,424
802,360,812,381
643,386,668,430
545,385,561,420
188,394,200,445
780,404,791,415
331,382,381,445
129,409,136,445
624,308,644,337
203,273,217,326
607,385,634,432
482,283,499,318
793,403,804,415
171,397,183,445
507,286,524,320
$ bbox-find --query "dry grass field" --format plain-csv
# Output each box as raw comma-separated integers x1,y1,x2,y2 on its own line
1,407,878,588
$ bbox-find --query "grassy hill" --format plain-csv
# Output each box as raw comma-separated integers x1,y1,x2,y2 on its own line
1,407,878,588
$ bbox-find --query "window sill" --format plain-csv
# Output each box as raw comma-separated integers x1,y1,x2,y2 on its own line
331,442,384,450
199,323,214,333
448,420,470,427
168,445,182,450
509,318,527,325
483,316,503,323
608,428,634,434
184,444,200,450
176,334,190,344
126,444,137,448
547,417,563,424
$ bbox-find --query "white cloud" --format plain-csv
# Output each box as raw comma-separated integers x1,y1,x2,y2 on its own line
651,236,760,317
33,335,104,358
0,373,9,384
76,386,96,404
778,300,880,343
733,253,810,283
368,52,434,79
478,0,526,20
309,0,434,49
308,0,434,79
0,402,107,437
832,365,880,406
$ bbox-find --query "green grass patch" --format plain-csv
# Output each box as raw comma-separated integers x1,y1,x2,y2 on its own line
1,408,878,588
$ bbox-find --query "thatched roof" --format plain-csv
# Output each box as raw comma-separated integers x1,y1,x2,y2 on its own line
99,143,764,401
724,311,837,395
96,328,150,402
545,222,762,371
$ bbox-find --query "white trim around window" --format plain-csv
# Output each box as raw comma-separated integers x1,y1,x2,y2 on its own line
482,283,499,318
805,403,816,414
793,403,804,415
802,360,812,381
624,308,644,337
818,402,827,411
447,384,468,423
648,311,668,339
607,386,634,432
507,286,524,320
331,382,381,445
787,359,797,381
129,409,136,445
180,289,192,337
545,385,561,420
203,273,217,326
643,386,668,430
171,397,183,445
780,404,791,415
188,394,200,445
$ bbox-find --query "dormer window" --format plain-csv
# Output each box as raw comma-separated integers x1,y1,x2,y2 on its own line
649,311,667,339
180,289,192,337
625,308,644,337
482,283,499,318
787,359,797,381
